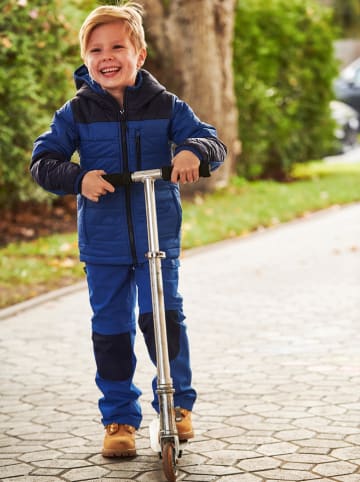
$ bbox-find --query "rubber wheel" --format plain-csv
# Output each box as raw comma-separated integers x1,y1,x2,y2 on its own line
162,442,177,482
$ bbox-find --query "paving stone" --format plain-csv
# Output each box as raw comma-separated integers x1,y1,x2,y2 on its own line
62,465,109,481
101,459,159,472
18,432,72,441
0,453,19,459
0,444,48,454
0,463,33,478
0,458,18,467
281,462,313,470
313,460,357,476
179,453,209,465
181,464,241,476
298,447,331,455
186,439,227,452
2,478,61,481
217,476,262,482
18,449,62,462
46,436,90,449
204,427,245,438
31,458,92,469
331,446,360,460
31,468,64,476
297,438,350,449
200,450,240,465
337,476,360,482
254,468,320,480
279,454,334,464
135,469,177,481
346,434,360,445
238,456,281,472
182,475,218,481
257,442,298,456
104,477,140,481
275,429,316,441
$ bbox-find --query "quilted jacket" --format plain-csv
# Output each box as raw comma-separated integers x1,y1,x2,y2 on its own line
31,67,227,264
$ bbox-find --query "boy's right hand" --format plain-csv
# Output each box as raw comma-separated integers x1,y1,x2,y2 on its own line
81,170,115,202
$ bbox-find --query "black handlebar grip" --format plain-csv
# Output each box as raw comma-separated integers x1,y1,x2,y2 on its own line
161,163,211,181
102,172,132,187
103,163,211,187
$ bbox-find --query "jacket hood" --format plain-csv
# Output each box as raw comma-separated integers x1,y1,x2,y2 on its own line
73,65,167,111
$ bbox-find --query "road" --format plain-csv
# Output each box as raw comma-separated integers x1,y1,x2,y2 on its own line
1,203,360,481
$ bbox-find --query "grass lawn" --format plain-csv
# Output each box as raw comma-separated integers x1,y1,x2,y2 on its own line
1,160,360,309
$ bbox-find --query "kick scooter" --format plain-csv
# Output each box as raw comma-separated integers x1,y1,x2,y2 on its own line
104,164,210,482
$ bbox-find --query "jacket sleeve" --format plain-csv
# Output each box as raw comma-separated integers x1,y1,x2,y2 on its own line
30,102,86,195
169,97,227,171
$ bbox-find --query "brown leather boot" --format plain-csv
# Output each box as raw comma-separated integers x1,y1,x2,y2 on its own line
102,423,137,457
175,407,194,441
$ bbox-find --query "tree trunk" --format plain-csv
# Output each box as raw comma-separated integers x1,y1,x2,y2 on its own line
140,0,240,193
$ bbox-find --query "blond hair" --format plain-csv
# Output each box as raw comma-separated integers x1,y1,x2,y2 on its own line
79,2,146,60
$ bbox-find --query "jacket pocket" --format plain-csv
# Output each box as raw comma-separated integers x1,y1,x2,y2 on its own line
80,193,129,249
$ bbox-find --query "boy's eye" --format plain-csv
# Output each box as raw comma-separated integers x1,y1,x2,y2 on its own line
89,48,101,53
113,44,124,49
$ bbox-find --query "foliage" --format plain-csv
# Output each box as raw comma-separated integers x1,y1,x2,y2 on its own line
0,0,81,207
233,0,339,179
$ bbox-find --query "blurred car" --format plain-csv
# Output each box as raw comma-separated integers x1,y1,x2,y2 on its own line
334,57,360,115
330,100,359,153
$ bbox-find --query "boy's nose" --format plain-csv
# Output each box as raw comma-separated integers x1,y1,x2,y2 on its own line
103,50,114,61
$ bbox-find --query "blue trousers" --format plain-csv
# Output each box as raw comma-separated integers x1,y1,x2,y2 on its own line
85,259,197,429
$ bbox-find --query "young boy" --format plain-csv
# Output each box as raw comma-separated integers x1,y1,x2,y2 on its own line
31,2,226,457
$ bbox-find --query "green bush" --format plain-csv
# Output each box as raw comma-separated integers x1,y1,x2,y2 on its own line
0,0,80,207
233,0,339,179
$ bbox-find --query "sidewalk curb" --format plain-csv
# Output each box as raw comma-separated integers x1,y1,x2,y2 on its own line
0,281,87,321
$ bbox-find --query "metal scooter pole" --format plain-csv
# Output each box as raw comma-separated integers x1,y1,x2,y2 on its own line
132,171,179,446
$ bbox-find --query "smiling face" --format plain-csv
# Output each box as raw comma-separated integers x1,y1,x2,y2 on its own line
85,20,146,106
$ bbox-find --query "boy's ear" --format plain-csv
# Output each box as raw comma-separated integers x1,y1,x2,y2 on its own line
137,48,147,69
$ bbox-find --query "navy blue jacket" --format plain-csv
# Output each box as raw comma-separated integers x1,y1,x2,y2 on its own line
31,67,226,264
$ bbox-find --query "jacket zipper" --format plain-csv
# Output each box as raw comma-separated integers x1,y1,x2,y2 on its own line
119,107,138,265
135,133,142,171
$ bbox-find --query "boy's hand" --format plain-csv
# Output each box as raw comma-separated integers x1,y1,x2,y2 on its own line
81,170,115,202
171,151,200,184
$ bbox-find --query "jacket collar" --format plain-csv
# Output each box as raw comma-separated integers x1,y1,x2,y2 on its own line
73,65,166,111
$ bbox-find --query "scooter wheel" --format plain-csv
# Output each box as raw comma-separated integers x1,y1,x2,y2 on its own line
162,441,178,482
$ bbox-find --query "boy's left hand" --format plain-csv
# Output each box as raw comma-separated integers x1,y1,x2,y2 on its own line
171,151,200,184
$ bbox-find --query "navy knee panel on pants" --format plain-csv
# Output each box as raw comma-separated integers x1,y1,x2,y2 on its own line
138,310,181,363
92,331,134,381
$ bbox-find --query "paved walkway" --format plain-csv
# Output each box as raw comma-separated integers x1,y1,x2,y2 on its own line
1,203,360,482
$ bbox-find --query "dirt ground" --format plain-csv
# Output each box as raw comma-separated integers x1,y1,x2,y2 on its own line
0,197,77,247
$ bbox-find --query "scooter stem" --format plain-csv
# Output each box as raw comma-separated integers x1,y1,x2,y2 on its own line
143,177,177,437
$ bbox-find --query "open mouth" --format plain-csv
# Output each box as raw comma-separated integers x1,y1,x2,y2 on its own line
100,66,120,75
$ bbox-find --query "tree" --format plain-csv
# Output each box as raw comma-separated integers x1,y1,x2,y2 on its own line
140,0,239,192
332,0,360,36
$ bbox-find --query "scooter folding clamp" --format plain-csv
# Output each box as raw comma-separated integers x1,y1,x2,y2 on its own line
145,251,166,259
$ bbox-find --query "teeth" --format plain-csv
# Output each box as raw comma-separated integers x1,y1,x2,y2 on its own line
101,67,119,74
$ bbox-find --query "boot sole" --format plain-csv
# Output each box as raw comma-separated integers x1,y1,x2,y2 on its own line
102,448,137,458
178,430,194,441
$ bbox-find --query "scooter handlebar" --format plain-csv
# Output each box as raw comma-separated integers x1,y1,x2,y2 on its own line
103,163,211,187
161,163,211,181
